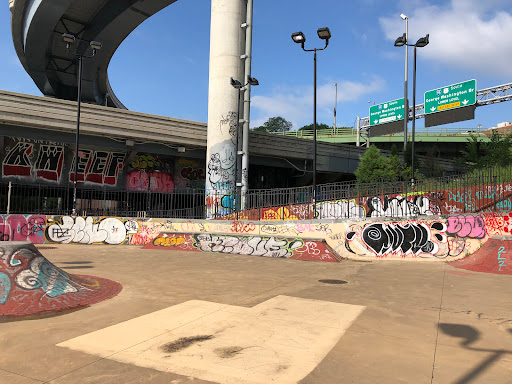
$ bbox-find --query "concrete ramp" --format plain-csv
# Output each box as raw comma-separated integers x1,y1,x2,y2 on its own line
449,236,512,275
143,233,341,262
0,242,122,318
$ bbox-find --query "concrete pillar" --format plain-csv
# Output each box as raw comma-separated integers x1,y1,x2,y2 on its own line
206,0,245,218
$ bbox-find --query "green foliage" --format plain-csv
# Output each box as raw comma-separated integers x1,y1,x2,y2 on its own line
298,123,331,131
459,131,512,169
252,116,293,132
355,145,420,183
423,144,444,178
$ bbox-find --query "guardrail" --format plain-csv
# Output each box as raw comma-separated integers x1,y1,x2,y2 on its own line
273,126,488,139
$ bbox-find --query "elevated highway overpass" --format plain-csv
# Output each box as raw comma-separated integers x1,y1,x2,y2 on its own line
9,0,179,108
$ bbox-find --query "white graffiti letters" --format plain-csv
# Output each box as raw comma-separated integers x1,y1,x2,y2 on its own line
193,234,303,258
46,216,139,244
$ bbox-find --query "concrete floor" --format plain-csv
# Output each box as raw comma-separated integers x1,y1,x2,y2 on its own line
1,244,511,384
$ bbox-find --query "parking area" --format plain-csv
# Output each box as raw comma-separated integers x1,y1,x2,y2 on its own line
1,244,511,384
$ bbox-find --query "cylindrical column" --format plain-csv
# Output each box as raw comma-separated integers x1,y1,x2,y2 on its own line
356,116,361,147
241,0,253,210
206,0,244,218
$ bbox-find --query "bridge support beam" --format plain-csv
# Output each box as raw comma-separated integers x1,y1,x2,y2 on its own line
206,0,245,218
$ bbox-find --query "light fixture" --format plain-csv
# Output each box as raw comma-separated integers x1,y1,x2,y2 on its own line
291,31,306,44
415,34,429,47
400,13,408,20
317,27,331,41
62,33,76,44
230,77,242,89
178,146,186,153
394,33,407,47
90,41,102,51
126,139,135,147
247,76,259,86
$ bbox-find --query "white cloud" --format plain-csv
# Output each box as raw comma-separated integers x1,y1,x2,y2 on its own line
380,0,512,77
251,77,386,129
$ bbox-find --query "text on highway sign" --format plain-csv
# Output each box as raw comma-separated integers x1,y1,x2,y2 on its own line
369,98,405,126
425,79,476,114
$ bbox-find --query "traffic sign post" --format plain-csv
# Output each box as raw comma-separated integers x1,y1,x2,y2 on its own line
369,98,405,126
425,79,476,114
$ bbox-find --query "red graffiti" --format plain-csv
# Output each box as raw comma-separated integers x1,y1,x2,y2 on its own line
0,215,47,244
231,221,256,233
126,170,174,193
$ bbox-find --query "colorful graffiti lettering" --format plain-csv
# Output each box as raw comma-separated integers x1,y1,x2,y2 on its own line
346,222,447,258
367,196,439,217
446,215,486,239
153,236,186,247
193,234,303,258
45,216,139,244
126,170,174,193
498,246,507,271
70,150,125,186
231,221,256,233
0,215,47,244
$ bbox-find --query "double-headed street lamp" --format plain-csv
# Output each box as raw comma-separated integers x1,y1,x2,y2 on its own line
291,27,331,212
395,31,429,183
230,75,259,216
62,33,102,215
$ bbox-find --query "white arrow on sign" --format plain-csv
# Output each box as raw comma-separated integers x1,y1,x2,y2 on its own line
462,99,469,105
397,114,402,119
374,119,379,124
469,88,474,92
430,107,436,112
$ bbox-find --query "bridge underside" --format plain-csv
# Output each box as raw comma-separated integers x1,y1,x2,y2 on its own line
11,0,178,108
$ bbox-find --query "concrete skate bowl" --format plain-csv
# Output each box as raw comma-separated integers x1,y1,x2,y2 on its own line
0,242,122,318
449,236,512,275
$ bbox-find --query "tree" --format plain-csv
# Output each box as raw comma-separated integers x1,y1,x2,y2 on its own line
298,123,331,131
355,144,419,183
252,116,292,132
459,131,512,170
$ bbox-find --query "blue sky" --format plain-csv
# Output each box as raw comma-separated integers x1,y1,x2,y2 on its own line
2,0,512,131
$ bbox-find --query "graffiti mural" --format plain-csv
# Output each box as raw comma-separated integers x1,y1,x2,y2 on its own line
125,153,174,193
175,158,206,189
0,242,122,317
446,215,486,239
346,221,447,258
69,150,125,186
367,195,440,217
2,141,65,182
315,199,365,219
0,215,47,244
45,216,139,244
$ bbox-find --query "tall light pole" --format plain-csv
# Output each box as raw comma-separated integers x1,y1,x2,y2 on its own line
395,32,429,183
291,27,331,213
62,33,102,216
399,14,409,151
334,82,337,131
231,76,259,217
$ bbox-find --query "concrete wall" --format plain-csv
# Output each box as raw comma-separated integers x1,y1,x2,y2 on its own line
1,212,510,261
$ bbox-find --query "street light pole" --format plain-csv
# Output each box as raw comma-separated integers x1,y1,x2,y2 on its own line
291,28,331,214
62,34,102,216
334,82,337,131
402,14,409,152
231,76,259,217
73,54,83,216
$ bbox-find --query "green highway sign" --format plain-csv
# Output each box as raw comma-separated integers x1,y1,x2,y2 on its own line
425,79,476,114
369,98,405,127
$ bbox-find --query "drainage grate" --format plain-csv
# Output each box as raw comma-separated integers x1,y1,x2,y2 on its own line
318,279,348,285
36,246,57,250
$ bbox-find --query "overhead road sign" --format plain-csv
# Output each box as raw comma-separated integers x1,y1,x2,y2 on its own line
369,98,406,136
425,79,476,114
425,80,477,127
369,98,405,126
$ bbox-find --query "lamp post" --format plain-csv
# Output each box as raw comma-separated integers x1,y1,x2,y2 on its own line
394,32,429,183
62,33,102,215
230,76,259,217
334,82,337,131
291,27,331,213
397,14,409,152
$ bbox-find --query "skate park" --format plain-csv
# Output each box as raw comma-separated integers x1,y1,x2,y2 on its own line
2,0,512,383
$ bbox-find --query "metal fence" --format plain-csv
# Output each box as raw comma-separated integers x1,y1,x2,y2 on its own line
1,165,511,219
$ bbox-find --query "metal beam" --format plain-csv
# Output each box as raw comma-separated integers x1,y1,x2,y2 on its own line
361,81,512,129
